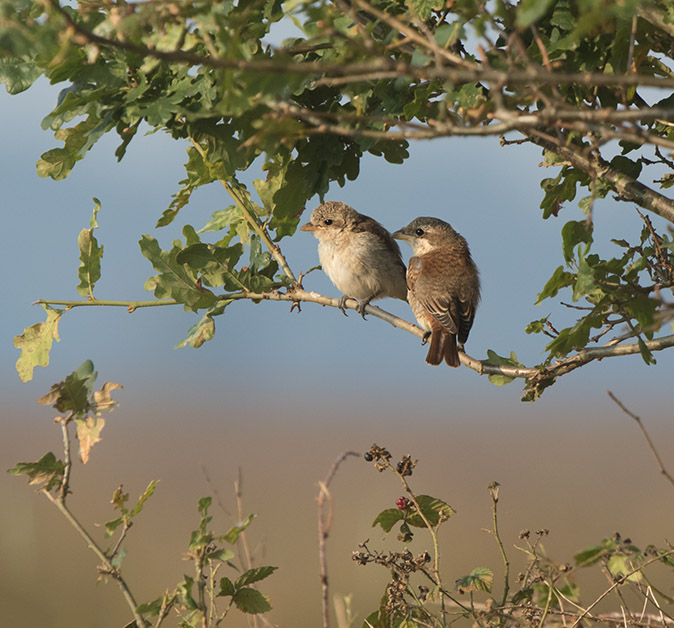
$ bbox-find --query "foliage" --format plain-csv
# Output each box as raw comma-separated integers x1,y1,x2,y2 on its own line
7,362,276,628
357,443,674,628
4,0,674,398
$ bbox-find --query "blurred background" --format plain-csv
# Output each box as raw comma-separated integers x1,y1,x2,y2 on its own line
2,78,673,627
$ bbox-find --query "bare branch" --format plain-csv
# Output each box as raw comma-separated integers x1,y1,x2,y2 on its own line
607,391,674,489
317,451,360,628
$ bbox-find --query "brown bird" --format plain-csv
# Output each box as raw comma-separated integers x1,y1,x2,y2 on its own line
300,201,407,317
393,217,480,367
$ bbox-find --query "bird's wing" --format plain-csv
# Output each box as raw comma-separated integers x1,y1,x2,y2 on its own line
407,257,458,334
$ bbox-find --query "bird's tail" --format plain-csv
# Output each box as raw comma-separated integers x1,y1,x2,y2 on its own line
426,330,459,367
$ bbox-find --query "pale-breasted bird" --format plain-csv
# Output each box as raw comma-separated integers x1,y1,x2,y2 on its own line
300,201,407,317
393,217,480,367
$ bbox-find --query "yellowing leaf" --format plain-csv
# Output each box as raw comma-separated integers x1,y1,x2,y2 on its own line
14,306,63,382
93,382,123,413
75,416,105,464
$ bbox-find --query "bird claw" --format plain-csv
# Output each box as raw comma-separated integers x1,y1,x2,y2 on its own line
356,297,374,319
337,295,349,316
421,331,431,346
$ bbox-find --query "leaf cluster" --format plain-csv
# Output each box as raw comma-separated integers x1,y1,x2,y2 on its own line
6,0,674,396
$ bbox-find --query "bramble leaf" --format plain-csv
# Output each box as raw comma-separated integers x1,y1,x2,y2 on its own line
372,508,405,532
233,588,272,614
235,566,278,588
456,567,493,593
406,495,455,528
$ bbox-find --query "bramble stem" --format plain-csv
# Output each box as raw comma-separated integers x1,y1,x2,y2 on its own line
489,483,510,608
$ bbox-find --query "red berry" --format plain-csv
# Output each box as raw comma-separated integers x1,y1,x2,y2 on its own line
396,497,410,511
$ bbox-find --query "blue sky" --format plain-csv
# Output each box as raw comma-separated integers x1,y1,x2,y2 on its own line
2,77,673,421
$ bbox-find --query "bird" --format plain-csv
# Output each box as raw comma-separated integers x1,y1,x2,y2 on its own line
393,217,480,367
300,201,408,317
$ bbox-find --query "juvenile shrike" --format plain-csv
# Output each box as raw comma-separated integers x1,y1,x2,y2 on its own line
301,201,407,317
393,217,480,367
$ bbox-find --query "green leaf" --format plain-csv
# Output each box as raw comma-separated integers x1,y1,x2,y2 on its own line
176,243,245,289
0,57,41,94
372,508,405,532
140,235,217,312
525,317,549,334
232,588,272,614
14,305,63,382
481,350,524,386
610,155,642,179
128,480,160,517
235,566,278,588
575,544,607,567
110,546,126,570
455,567,493,593
37,113,112,180
516,0,555,28
406,495,455,528
223,514,256,544
535,266,575,304
561,220,593,265
104,516,124,538
205,548,235,562
572,253,604,301
218,577,236,597
636,337,656,365
7,452,64,491
406,0,442,20
136,596,165,616
76,198,103,298
37,360,97,415
608,554,642,582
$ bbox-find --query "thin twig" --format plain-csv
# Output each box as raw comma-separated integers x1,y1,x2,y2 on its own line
570,549,674,628
607,391,674,488
189,140,297,284
43,491,148,627
317,451,360,628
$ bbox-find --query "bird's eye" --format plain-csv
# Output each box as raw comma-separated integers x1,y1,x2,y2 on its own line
415,228,424,236
324,219,333,226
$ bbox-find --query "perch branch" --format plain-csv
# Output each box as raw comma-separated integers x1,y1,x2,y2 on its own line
35,289,674,384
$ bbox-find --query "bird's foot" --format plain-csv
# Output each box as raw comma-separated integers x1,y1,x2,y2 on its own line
337,295,350,316
356,297,374,319
421,331,432,346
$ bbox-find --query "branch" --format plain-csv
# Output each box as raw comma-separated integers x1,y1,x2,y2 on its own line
188,140,298,284
525,129,674,225
317,451,360,628
35,289,674,384
607,391,674,489
44,0,674,91
570,549,674,628
270,100,674,150
44,484,147,627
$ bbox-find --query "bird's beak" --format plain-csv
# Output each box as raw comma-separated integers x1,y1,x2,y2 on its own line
300,222,317,232
392,229,407,241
